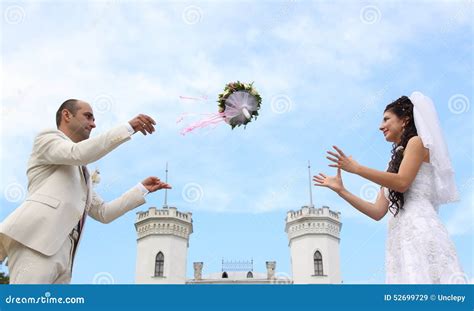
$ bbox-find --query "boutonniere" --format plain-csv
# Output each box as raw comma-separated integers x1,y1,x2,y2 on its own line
91,168,101,185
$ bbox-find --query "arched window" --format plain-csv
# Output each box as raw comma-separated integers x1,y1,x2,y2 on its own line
222,272,228,278
246,271,253,278
155,252,164,277
314,251,323,276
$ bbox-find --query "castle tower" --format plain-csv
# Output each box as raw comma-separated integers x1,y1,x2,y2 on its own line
134,163,193,284
285,161,342,284
135,206,193,283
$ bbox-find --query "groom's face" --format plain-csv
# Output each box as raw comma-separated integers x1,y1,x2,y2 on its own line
68,101,96,141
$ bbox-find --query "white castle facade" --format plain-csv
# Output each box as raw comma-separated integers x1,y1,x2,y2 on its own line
134,163,342,284
135,204,342,284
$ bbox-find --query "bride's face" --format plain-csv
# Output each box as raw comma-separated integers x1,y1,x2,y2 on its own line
379,110,405,143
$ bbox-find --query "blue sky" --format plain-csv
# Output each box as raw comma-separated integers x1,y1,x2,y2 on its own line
0,0,472,284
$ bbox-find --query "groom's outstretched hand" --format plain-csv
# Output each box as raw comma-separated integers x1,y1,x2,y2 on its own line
129,114,156,135
141,176,172,193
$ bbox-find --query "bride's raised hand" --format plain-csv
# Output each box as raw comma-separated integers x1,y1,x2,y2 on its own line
326,145,361,174
313,167,344,194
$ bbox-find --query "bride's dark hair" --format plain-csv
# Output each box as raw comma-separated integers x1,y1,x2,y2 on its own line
385,96,418,216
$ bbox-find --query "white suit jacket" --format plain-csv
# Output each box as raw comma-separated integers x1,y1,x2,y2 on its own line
0,124,146,259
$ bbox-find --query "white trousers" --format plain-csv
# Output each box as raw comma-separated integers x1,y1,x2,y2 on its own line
4,235,75,284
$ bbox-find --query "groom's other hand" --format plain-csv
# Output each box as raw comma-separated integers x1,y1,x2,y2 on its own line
129,114,156,135
141,176,172,193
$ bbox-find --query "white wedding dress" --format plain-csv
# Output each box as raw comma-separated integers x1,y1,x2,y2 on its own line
384,162,465,284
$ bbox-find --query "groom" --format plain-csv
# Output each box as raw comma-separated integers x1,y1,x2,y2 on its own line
0,99,170,284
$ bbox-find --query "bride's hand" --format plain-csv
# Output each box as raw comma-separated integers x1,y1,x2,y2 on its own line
326,145,360,174
313,168,345,194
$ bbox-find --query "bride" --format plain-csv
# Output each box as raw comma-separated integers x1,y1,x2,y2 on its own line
313,92,465,284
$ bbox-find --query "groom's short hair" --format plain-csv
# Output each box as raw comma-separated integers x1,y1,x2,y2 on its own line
56,99,80,128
